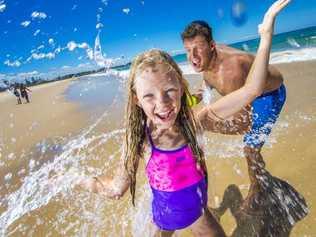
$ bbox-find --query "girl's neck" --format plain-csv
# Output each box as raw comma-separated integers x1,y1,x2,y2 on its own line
148,121,181,136
148,121,187,150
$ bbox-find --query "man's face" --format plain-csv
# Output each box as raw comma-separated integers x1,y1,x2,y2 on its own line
183,35,215,72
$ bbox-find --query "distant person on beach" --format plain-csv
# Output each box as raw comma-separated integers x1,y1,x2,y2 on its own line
13,84,22,105
79,2,289,236
20,84,31,103
182,2,288,215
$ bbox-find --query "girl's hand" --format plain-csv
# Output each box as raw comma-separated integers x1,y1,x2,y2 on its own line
78,177,98,193
258,0,290,37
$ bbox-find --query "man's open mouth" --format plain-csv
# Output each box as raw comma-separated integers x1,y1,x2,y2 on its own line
192,60,201,68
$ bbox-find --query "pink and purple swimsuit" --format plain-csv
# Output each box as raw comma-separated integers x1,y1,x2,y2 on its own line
146,129,207,230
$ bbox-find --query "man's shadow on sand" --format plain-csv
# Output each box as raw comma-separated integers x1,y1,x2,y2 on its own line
211,175,308,237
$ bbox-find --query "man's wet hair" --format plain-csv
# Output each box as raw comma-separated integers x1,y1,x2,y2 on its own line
181,20,213,43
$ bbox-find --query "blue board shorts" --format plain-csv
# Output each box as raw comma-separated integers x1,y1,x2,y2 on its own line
243,84,286,148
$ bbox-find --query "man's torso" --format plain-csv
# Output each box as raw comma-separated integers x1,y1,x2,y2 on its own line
203,45,283,96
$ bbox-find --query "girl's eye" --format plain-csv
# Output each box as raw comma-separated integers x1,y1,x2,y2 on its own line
143,93,153,99
167,88,177,93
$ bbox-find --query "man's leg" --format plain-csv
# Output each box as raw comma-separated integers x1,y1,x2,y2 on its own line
240,145,269,214
241,84,286,214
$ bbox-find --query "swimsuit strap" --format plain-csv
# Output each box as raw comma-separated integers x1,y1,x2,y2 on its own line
146,126,155,149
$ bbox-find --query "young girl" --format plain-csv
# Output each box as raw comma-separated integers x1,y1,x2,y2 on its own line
80,1,290,236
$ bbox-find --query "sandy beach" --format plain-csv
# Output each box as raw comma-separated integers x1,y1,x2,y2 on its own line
0,79,88,156
0,79,89,189
0,60,315,236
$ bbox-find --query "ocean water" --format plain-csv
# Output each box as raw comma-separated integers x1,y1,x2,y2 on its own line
173,26,316,64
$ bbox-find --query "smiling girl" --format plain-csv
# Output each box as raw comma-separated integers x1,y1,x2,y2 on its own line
79,1,290,236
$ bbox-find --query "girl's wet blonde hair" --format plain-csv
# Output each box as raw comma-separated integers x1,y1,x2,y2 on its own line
124,49,208,205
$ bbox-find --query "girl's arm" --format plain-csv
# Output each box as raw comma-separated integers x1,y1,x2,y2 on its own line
80,167,130,200
197,0,290,129
201,105,251,135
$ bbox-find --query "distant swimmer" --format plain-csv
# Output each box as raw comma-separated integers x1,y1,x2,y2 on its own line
79,2,289,236
20,84,31,103
182,0,288,217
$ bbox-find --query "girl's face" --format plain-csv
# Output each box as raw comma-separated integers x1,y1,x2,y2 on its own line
134,66,183,130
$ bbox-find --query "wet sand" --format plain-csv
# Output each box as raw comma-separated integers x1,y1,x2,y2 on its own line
0,60,315,236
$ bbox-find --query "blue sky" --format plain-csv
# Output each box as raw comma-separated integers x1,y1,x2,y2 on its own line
0,0,315,78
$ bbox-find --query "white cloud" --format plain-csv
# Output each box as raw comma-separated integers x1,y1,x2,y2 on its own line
71,5,77,10
67,41,90,51
21,21,31,27
0,3,6,13
4,60,21,67
48,38,54,45
67,41,77,51
122,8,130,14
54,47,62,54
27,52,55,61
31,11,47,19
78,43,89,49
37,45,44,50
33,29,41,36
96,23,103,29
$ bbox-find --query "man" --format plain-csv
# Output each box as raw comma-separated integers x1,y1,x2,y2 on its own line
181,20,286,213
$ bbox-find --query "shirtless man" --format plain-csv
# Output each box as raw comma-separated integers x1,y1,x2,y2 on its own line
181,19,286,212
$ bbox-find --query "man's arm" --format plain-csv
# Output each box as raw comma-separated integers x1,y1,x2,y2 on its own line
196,0,290,131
